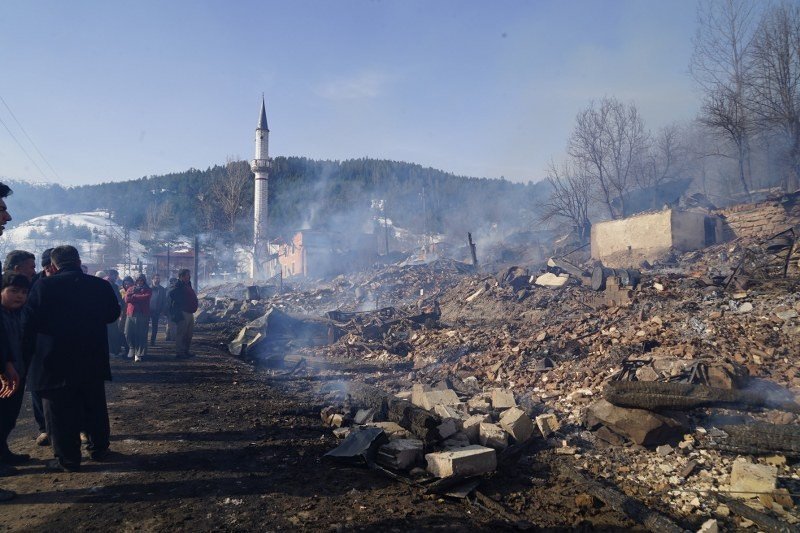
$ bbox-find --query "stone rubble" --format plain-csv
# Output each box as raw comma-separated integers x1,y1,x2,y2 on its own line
201,199,800,530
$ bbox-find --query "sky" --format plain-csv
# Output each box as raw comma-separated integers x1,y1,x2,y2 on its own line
0,0,701,186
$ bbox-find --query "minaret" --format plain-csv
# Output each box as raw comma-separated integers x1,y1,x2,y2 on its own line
250,96,271,278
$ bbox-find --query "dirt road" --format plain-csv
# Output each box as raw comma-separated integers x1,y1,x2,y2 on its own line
0,332,643,532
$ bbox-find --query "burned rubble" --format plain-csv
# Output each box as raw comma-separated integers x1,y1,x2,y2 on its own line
190,202,800,530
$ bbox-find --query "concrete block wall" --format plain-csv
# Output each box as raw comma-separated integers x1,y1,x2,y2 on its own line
591,210,674,267
591,209,720,267
716,202,794,240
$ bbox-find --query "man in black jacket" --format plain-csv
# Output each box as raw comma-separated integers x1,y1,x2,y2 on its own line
0,183,17,500
25,245,120,471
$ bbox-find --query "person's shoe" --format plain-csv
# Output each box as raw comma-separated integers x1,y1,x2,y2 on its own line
0,464,17,477
35,433,50,446
89,449,111,461
0,488,15,501
46,459,79,473
0,452,30,465
134,355,142,362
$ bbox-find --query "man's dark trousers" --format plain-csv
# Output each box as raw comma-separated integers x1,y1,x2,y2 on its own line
0,382,26,454
40,381,110,468
149,313,160,345
31,391,46,433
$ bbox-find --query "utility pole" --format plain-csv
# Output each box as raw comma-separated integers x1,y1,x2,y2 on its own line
194,235,200,292
421,185,427,238
123,227,131,275
383,200,389,255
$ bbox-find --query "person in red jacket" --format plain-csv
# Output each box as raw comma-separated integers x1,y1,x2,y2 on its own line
124,274,152,362
167,269,198,359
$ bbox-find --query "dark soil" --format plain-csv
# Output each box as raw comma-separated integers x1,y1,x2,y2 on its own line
0,331,641,532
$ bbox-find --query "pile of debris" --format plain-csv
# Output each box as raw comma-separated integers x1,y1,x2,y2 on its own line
200,211,800,529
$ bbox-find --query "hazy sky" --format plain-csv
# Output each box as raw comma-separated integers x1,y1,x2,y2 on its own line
0,0,700,185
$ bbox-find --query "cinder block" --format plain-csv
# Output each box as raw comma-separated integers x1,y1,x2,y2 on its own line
467,395,491,413
535,413,560,438
436,418,459,440
411,383,431,408
434,404,466,420
425,445,497,478
463,414,491,443
479,422,508,450
491,389,516,409
500,407,534,442
421,389,461,411
441,432,471,450
376,439,423,470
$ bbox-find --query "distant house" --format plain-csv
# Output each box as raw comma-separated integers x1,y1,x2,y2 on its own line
150,249,209,281
278,230,374,279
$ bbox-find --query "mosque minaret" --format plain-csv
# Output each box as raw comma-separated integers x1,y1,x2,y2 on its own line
250,96,270,278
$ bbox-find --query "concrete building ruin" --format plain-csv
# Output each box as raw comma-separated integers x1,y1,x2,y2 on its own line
591,209,723,268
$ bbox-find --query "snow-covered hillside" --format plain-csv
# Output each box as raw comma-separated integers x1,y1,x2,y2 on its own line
0,210,147,268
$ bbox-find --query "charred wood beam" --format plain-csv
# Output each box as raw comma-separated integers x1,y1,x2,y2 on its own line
715,494,793,533
605,381,800,414
558,465,684,533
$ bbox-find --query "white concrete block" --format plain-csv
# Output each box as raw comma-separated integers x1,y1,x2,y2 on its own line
535,413,560,438
479,422,508,450
463,414,491,443
500,407,534,442
425,445,497,478
491,389,516,409
421,389,461,411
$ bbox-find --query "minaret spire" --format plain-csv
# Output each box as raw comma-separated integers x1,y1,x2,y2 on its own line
250,95,271,278
258,94,269,131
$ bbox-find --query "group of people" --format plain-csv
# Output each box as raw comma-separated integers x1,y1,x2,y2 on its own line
0,182,199,501
99,270,198,362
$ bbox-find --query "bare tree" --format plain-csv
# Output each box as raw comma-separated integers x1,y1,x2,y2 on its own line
144,201,174,234
748,2,800,191
539,160,592,242
637,124,687,189
691,0,759,197
569,97,649,219
211,157,252,232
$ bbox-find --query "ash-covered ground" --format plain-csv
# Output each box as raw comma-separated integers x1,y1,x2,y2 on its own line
0,229,798,532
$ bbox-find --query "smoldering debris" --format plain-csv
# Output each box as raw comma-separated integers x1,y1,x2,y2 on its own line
189,198,800,530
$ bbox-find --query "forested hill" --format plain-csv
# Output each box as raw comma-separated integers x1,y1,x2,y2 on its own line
5,157,547,241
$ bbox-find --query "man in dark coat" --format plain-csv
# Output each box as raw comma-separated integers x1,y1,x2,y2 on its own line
0,183,18,500
148,273,167,346
29,248,55,446
24,245,120,471
167,269,198,359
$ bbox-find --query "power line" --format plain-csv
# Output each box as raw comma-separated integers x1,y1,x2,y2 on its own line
0,94,59,182
0,112,51,182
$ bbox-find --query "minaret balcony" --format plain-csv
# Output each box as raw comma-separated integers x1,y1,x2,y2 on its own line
251,158,271,172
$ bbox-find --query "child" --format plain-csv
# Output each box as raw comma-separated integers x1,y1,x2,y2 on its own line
0,272,31,471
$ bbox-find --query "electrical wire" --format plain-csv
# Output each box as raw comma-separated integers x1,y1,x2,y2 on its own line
0,112,50,182
0,94,59,182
